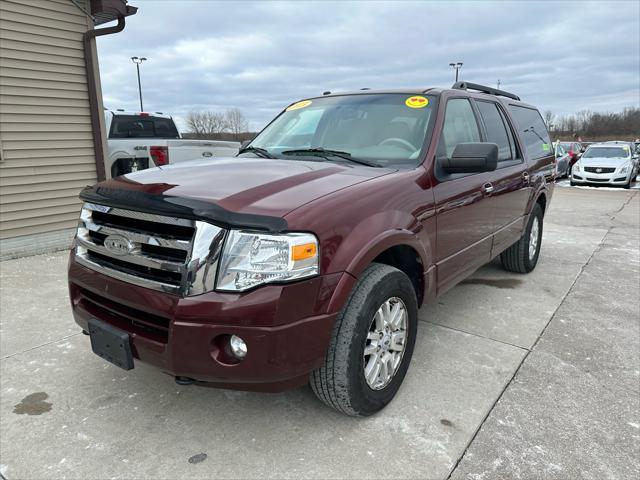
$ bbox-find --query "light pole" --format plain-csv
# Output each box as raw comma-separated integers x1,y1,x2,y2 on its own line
131,56,147,111
449,62,463,82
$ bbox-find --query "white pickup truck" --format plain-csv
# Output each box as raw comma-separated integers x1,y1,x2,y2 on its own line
104,110,240,178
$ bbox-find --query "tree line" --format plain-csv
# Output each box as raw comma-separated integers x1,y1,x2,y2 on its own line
185,108,252,141
186,105,639,143
544,107,639,140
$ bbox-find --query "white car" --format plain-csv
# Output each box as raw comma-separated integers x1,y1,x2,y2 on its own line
105,110,240,178
570,144,638,189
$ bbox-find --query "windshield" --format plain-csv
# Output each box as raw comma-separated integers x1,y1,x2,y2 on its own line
246,94,438,167
109,115,180,139
559,142,574,149
582,147,630,159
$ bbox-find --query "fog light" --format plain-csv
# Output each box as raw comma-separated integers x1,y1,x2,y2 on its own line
229,335,247,359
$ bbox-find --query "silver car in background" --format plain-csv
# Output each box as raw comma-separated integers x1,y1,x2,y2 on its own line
554,143,571,178
571,144,638,189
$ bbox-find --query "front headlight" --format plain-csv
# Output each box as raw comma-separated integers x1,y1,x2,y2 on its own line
574,161,582,171
619,163,630,173
216,231,319,292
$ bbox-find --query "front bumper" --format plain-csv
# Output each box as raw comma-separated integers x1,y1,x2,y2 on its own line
571,169,634,186
69,255,345,392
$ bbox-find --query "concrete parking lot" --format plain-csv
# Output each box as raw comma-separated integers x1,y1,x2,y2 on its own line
1,186,638,480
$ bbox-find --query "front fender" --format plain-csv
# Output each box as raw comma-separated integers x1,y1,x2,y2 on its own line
324,210,432,314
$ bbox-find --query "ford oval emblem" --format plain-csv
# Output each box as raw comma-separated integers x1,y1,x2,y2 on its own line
104,235,133,256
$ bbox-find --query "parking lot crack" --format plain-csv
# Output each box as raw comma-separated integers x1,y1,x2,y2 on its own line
1,333,82,360
420,319,530,352
446,224,614,480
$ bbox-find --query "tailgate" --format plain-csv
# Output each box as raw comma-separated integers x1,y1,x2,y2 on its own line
166,140,240,164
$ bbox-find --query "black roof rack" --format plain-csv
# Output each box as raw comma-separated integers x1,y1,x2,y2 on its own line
452,81,521,101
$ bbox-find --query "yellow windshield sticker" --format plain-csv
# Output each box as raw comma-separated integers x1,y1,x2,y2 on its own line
405,96,429,108
287,100,312,111
622,145,629,150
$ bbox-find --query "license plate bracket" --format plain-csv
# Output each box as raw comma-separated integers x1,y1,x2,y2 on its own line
88,318,134,370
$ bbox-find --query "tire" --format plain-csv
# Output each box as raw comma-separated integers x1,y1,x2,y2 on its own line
500,203,543,274
111,159,132,177
624,176,632,189
570,180,576,186
310,263,418,417
111,158,146,178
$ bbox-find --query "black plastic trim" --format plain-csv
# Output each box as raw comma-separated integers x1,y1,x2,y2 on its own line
452,81,521,101
80,185,289,233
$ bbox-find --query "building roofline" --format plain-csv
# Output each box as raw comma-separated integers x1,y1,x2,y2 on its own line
91,0,138,26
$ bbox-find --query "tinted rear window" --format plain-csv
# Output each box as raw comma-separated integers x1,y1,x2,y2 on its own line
476,101,514,161
109,115,179,139
508,105,551,160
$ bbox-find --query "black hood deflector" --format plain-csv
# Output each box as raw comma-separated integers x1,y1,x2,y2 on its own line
80,185,288,233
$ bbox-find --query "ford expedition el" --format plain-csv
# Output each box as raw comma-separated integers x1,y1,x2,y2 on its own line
69,82,554,416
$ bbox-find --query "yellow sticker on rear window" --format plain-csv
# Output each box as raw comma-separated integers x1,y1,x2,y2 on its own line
405,96,429,108
287,100,312,111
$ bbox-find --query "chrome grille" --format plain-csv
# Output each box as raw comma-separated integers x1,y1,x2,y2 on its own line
584,167,615,174
75,202,226,296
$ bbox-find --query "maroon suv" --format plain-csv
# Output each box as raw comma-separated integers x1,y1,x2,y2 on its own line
68,82,554,416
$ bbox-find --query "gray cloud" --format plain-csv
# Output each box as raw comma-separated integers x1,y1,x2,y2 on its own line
96,0,640,131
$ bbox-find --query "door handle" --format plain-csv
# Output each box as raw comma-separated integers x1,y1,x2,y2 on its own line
482,182,494,194
522,171,530,183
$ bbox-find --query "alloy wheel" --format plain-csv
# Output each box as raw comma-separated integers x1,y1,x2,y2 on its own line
529,217,540,261
363,297,408,390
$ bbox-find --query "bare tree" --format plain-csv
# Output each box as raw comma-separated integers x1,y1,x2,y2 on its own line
543,110,555,130
225,108,249,140
575,109,593,132
186,111,206,135
186,111,229,135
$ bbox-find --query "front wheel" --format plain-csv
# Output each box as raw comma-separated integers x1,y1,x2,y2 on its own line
310,263,418,416
500,203,543,273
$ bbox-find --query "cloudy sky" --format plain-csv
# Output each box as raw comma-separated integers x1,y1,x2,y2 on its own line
96,0,640,131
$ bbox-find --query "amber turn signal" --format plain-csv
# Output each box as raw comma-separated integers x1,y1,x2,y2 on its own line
292,242,317,261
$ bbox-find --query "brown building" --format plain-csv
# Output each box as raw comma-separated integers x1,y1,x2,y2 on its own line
0,0,136,259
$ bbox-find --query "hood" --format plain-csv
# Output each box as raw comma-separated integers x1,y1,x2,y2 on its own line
97,157,394,219
580,156,631,168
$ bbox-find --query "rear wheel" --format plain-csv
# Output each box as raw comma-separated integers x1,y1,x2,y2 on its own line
500,203,543,273
310,263,418,416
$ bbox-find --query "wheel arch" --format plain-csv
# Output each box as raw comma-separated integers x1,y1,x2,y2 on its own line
327,227,432,314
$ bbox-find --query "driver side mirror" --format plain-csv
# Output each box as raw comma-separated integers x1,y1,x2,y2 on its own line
441,143,498,174
240,140,251,150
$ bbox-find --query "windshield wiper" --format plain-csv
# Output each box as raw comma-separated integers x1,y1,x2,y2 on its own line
281,148,380,167
238,146,275,159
